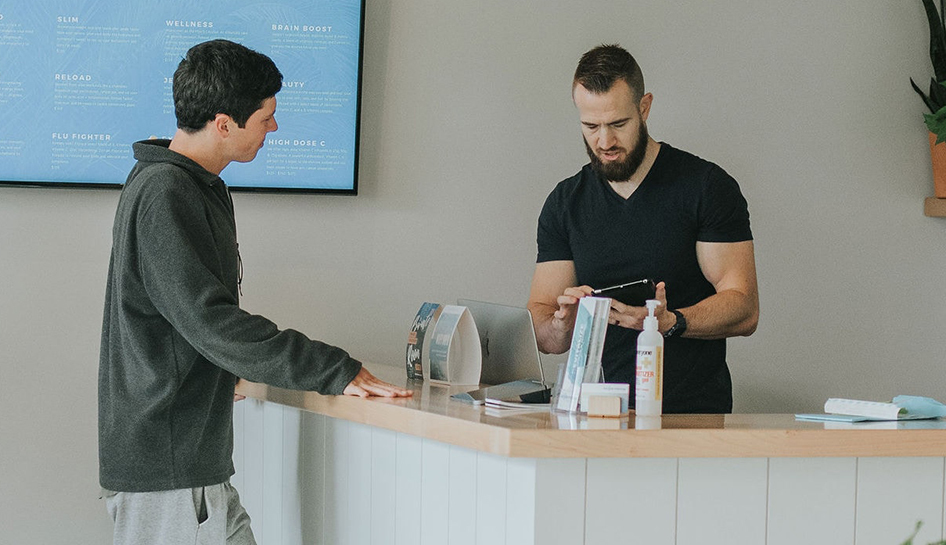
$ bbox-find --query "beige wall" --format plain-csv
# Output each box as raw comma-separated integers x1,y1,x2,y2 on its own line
2,1,943,542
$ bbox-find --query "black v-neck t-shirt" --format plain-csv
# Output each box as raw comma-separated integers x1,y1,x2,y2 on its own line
536,143,752,413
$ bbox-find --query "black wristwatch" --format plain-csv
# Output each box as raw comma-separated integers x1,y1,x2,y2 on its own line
664,309,687,338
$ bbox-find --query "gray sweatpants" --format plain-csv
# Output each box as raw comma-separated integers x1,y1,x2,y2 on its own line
103,482,256,545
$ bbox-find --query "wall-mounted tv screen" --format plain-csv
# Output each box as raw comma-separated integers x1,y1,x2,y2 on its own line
0,0,364,193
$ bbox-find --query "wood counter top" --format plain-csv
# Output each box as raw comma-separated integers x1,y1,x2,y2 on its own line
236,364,946,459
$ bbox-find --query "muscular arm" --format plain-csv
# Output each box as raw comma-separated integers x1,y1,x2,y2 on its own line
527,260,592,354
674,240,759,340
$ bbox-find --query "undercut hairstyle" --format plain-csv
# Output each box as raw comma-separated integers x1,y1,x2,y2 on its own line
173,39,283,132
573,44,645,103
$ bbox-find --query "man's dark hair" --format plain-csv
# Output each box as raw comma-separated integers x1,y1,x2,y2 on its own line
173,39,283,132
573,44,645,103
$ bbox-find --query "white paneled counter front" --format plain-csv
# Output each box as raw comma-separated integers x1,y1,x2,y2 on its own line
233,365,946,545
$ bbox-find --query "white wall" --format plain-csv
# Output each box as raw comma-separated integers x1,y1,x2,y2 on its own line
2,1,943,542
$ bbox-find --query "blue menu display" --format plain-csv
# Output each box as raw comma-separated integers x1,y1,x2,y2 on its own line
0,1,364,193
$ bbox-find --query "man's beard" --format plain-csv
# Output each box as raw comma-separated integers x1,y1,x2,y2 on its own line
585,122,649,182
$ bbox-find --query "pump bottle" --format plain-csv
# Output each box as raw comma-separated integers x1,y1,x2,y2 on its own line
635,299,664,416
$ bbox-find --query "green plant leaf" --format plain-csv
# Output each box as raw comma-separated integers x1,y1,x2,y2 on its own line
900,520,922,545
914,78,937,112
924,107,946,143
900,520,946,545
921,0,946,82
931,79,946,110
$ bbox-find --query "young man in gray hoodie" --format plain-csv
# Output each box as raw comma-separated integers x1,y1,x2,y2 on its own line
99,39,411,545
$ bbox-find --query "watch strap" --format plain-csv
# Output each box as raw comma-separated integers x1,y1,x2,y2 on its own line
665,309,687,338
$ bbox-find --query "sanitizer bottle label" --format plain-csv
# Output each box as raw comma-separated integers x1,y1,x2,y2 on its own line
635,345,663,401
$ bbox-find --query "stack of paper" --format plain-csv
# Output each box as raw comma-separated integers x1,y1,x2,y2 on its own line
795,395,946,423
483,398,550,417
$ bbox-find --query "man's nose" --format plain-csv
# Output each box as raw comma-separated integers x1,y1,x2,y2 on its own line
598,126,616,149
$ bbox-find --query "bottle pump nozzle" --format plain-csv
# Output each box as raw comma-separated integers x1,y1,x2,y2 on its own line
644,299,661,331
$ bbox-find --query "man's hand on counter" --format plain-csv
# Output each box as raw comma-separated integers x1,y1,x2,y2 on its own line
343,367,414,398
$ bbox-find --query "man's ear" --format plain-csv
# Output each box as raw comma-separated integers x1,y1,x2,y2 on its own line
212,114,231,137
639,92,654,123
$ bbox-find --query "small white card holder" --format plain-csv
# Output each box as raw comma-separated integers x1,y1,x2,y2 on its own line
425,305,482,385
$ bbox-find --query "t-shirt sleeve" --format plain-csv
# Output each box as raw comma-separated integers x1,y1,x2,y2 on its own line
696,166,753,243
536,188,574,263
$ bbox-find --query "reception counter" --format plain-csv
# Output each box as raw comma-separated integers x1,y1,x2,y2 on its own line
233,364,946,545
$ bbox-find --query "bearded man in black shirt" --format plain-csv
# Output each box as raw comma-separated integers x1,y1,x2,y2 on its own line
527,44,759,413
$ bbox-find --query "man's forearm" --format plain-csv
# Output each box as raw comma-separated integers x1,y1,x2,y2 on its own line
675,289,758,340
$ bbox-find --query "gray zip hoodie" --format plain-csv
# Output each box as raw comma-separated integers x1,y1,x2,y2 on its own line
99,139,360,492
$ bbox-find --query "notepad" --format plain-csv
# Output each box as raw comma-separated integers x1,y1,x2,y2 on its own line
795,396,946,422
